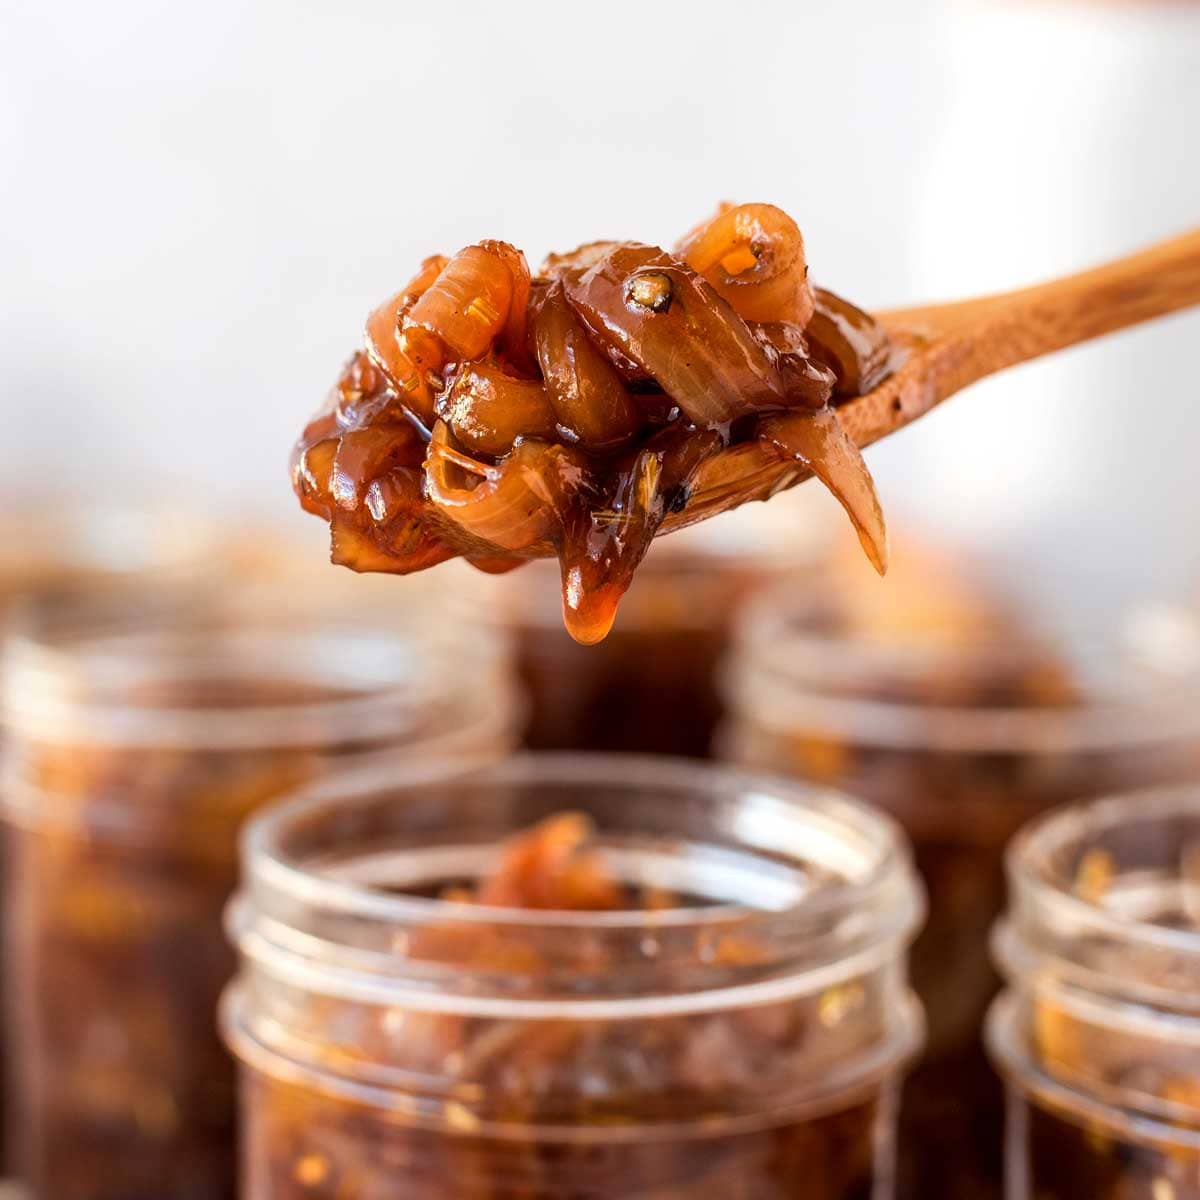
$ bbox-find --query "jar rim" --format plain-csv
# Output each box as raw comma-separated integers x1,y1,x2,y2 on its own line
231,753,925,1016
0,505,218,579
243,753,914,931
726,590,1200,752
1,599,512,752
1005,785,1200,967
986,991,1200,1153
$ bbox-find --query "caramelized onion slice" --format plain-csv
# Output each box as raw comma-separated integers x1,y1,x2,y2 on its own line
805,288,893,397
465,554,526,575
562,243,785,426
437,361,557,457
750,321,837,409
758,410,889,574
329,505,455,576
424,421,584,555
484,240,535,373
363,257,447,423
407,242,526,363
328,422,425,511
533,281,642,448
677,203,814,327
292,433,337,520
541,241,624,277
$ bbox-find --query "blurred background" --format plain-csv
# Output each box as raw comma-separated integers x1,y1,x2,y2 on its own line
3,0,1198,614
2,5,1200,1199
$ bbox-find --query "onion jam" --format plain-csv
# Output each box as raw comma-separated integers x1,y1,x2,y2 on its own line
292,204,894,643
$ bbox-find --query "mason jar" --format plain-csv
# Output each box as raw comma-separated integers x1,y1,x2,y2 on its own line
0,506,232,1176
720,584,1200,1199
990,786,1200,1199
0,586,518,1200
458,490,832,757
0,507,218,615
222,754,925,1199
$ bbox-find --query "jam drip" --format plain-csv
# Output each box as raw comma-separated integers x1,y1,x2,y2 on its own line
292,203,895,642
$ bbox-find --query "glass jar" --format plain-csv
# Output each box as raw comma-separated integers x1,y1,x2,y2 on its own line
458,490,832,757
0,587,519,1200
0,506,230,1176
719,581,1200,1199
990,786,1200,1199
222,754,925,1199
0,507,215,614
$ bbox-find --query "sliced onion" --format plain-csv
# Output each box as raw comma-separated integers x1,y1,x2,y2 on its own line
540,241,624,277
437,361,557,457
805,288,893,397
562,243,785,426
291,433,336,519
758,410,889,574
424,421,584,555
362,260,447,423
329,505,454,575
329,420,425,511
533,281,641,448
407,243,519,362
465,555,526,575
676,203,814,326
750,321,837,409
481,240,534,373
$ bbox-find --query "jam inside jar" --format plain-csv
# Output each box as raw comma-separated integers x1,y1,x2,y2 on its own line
0,586,517,1200
719,559,1200,1199
0,507,224,1174
990,787,1200,1200
222,754,925,1199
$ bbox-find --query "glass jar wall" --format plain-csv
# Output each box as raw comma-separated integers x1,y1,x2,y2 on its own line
990,787,1200,1200
719,557,1200,1199
223,754,925,1199
0,586,518,1200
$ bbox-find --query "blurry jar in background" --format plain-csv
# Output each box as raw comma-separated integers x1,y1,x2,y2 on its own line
0,506,223,617
990,788,1200,1200
461,490,832,757
223,754,925,1200
719,541,1200,1200
0,587,518,1200
0,505,229,1176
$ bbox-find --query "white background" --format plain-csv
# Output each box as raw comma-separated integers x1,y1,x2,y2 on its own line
2,0,1198,611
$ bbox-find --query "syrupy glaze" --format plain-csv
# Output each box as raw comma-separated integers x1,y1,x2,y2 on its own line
292,203,894,643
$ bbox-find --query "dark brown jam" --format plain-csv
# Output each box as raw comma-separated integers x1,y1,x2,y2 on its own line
292,203,894,643
4,685,346,1200
1,616,514,1200
1020,1100,1200,1200
234,811,902,1200
242,1074,887,1200
989,795,1200,1200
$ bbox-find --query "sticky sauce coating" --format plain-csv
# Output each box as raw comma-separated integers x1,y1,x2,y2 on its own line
292,204,894,642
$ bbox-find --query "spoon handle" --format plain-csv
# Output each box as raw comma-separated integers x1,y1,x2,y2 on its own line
883,226,1200,394
668,228,1200,536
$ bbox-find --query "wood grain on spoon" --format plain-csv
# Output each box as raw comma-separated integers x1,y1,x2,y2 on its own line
666,226,1200,534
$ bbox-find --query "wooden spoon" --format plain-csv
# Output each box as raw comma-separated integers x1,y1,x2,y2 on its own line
664,226,1200,533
